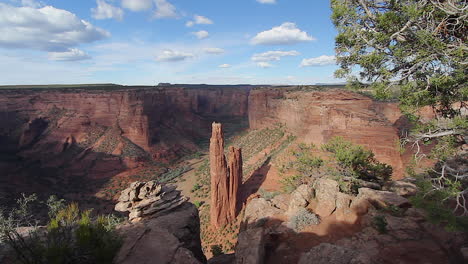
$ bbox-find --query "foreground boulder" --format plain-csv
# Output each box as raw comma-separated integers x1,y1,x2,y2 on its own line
115,181,187,221
115,181,206,264
115,202,206,264
298,243,358,264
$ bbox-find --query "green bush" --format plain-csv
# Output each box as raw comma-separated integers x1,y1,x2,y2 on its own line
410,174,468,232
288,208,320,232
322,137,392,183
258,189,280,200
0,195,122,264
210,244,223,257
373,215,388,234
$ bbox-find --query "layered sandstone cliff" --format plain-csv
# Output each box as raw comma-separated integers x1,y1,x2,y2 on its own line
248,88,405,178
210,123,242,228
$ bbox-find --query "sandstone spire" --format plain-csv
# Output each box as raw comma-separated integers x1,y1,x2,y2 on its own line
228,146,242,220
210,122,242,228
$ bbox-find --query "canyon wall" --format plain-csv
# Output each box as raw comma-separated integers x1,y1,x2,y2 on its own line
248,88,406,178
0,85,409,195
0,86,250,162
0,86,251,206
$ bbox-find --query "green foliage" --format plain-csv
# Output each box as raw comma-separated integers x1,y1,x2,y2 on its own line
288,208,320,232
0,196,122,264
193,201,204,208
258,189,280,200
373,215,388,234
191,183,202,193
410,175,468,232
429,136,458,161
210,244,223,257
280,174,303,193
45,195,66,219
331,0,467,118
157,165,191,183
322,137,392,183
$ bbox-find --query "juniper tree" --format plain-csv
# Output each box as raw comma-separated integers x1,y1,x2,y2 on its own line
331,0,467,117
331,0,468,229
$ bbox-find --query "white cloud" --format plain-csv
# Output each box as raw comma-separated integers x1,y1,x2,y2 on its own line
256,0,276,4
20,0,43,8
48,48,91,61
194,15,213,25
251,50,300,62
251,22,315,45
186,15,213,27
257,62,273,68
153,0,177,18
219,64,231,68
92,0,124,21
300,55,336,67
204,47,225,54
156,49,194,62
121,0,152,11
192,30,209,39
0,4,110,52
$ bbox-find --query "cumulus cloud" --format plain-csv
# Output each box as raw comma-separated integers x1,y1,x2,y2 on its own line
153,0,177,18
251,22,315,45
251,50,300,62
48,48,91,61
156,50,194,62
300,55,336,67
0,4,110,52
92,0,124,20
204,47,225,54
257,0,276,4
20,0,43,8
121,0,152,11
186,15,213,27
257,62,273,68
192,30,209,39
219,64,231,68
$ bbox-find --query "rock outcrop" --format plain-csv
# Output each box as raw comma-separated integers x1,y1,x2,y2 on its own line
115,181,188,222
115,202,206,264
114,181,206,264
210,123,242,228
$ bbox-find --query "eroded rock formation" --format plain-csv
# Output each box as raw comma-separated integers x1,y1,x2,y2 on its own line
114,182,205,264
210,122,242,228
236,177,468,264
115,181,188,222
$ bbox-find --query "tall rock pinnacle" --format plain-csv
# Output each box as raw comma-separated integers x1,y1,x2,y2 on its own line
228,146,242,221
210,122,242,228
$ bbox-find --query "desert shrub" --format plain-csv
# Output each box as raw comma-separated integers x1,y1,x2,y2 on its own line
410,173,468,232
158,166,191,183
280,174,304,193
193,201,204,208
258,189,280,200
0,195,122,264
210,244,223,257
373,215,388,234
191,183,202,193
322,137,392,183
288,208,320,232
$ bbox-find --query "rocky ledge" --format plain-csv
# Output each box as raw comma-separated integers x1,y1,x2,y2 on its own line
115,181,188,222
115,181,205,264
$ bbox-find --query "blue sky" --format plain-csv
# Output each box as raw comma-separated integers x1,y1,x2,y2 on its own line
0,0,342,85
